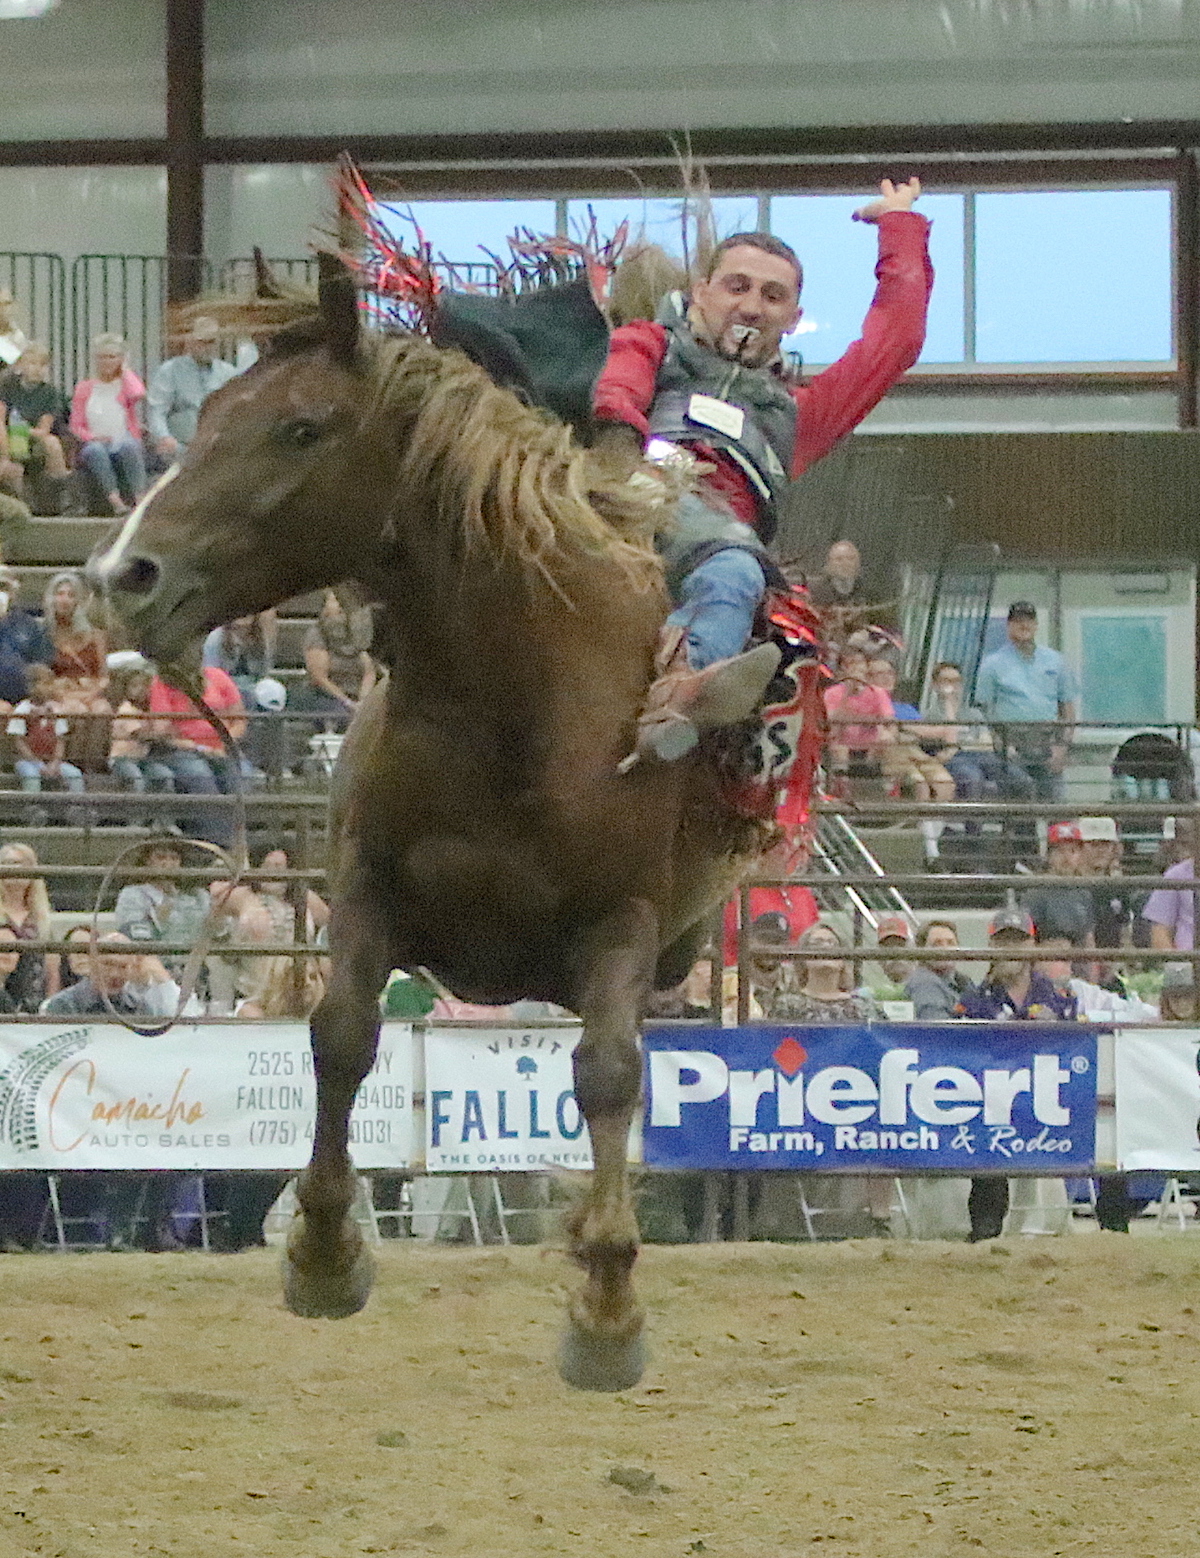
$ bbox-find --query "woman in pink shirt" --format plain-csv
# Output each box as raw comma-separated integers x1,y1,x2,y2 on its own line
824,646,896,774
69,332,147,515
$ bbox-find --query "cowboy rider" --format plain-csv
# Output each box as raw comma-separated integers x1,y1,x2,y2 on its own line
591,177,932,763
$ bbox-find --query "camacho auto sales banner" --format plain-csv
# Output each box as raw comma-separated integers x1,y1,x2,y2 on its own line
0,1021,414,1171
642,1023,1098,1173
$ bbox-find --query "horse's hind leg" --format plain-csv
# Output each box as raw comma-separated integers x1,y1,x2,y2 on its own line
283,898,392,1319
559,898,657,1392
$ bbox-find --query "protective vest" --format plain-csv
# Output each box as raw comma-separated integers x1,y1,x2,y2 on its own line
647,294,797,542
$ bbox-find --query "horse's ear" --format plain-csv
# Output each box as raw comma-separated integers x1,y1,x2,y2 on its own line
317,250,361,369
253,247,285,300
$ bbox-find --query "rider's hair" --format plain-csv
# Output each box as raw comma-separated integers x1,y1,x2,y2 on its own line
704,232,803,291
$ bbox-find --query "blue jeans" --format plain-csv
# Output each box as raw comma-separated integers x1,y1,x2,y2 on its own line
946,750,1035,801
78,438,147,507
15,758,84,794
109,755,176,794
665,547,768,670
159,748,238,850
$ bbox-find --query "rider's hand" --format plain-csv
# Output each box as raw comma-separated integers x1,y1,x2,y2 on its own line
853,178,922,224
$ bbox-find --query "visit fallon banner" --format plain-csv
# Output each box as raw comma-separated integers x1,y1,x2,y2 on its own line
1115,1028,1200,1171
424,1024,592,1172
642,1023,1098,1174
0,1021,414,1171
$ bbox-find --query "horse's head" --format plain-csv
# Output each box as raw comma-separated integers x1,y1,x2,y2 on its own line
88,254,386,664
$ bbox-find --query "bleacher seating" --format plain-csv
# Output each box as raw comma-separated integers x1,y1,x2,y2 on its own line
0,513,331,908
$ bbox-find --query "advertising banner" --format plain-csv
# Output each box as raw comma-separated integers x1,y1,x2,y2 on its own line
424,1024,591,1172
0,1022,414,1171
642,1023,1098,1174
1115,1028,1200,1171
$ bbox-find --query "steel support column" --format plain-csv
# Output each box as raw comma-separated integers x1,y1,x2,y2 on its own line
166,0,205,303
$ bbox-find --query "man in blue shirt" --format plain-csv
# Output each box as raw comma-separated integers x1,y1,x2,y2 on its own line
146,317,240,462
975,601,1078,801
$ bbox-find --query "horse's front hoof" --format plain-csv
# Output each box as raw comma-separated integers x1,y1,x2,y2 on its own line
557,1322,647,1392
281,1225,375,1319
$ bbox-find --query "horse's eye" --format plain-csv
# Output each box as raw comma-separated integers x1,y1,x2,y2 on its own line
280,419,324,449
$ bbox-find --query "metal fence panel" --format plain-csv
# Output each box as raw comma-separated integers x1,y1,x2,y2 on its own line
0,252,68,389
70,255,216,390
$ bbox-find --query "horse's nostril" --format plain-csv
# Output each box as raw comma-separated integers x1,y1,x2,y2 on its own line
112,555,161,597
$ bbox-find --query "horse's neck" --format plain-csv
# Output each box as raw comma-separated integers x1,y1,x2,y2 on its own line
371,552,661,724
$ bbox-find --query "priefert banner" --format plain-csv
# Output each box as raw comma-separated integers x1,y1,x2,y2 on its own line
642,1023,1098,1174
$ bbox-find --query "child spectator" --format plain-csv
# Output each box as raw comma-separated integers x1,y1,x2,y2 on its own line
866,656,955,805
0,841,56,1008
7,662,86,820
107,661,175,819
0,343,71,513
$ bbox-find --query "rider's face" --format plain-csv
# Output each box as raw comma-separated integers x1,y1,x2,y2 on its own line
691,246,802,365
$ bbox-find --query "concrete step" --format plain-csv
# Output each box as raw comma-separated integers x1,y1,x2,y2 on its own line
7,515,117,566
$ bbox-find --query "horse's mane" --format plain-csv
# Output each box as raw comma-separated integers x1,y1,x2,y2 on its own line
370,332,667,592
179,288,669,595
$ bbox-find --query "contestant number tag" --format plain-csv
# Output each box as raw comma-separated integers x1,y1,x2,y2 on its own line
687,394,744,440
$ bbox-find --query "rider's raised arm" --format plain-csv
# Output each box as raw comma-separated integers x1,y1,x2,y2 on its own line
591,319,670,438
790,194,932,477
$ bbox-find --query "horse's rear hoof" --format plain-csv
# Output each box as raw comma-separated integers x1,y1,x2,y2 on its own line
281,1244,376,1320
557,1323,647,1392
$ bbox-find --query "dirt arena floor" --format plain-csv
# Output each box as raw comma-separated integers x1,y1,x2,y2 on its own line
1,1236,1198,1558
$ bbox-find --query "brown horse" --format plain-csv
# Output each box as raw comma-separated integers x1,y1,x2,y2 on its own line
89,256,762,1390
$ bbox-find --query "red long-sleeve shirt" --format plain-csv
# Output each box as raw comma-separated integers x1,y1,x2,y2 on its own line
592,209,933,529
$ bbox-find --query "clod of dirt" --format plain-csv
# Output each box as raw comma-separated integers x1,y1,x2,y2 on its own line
162,1391,242,1411
0,1368,33,1383
416,1522,449,1539
607,1466,668,1495
375,1430,408,1447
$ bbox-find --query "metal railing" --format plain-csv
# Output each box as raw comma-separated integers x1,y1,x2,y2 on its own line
0,253,68,388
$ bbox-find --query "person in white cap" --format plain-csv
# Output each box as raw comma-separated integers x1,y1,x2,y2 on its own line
1077,816,1135,986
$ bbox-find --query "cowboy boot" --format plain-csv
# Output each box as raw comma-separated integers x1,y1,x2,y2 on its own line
620,626,782,769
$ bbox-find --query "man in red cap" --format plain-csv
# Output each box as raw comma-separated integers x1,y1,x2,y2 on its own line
1020,821,1095,953
875,912,915,985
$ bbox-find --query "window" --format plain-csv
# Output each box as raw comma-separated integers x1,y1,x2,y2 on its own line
769,193,965,366
973,188,1173,364
375,200,558,268
565,195,759,261
371,182,1177,373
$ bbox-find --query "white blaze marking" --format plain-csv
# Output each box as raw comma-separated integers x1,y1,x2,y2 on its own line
91,464,181,584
